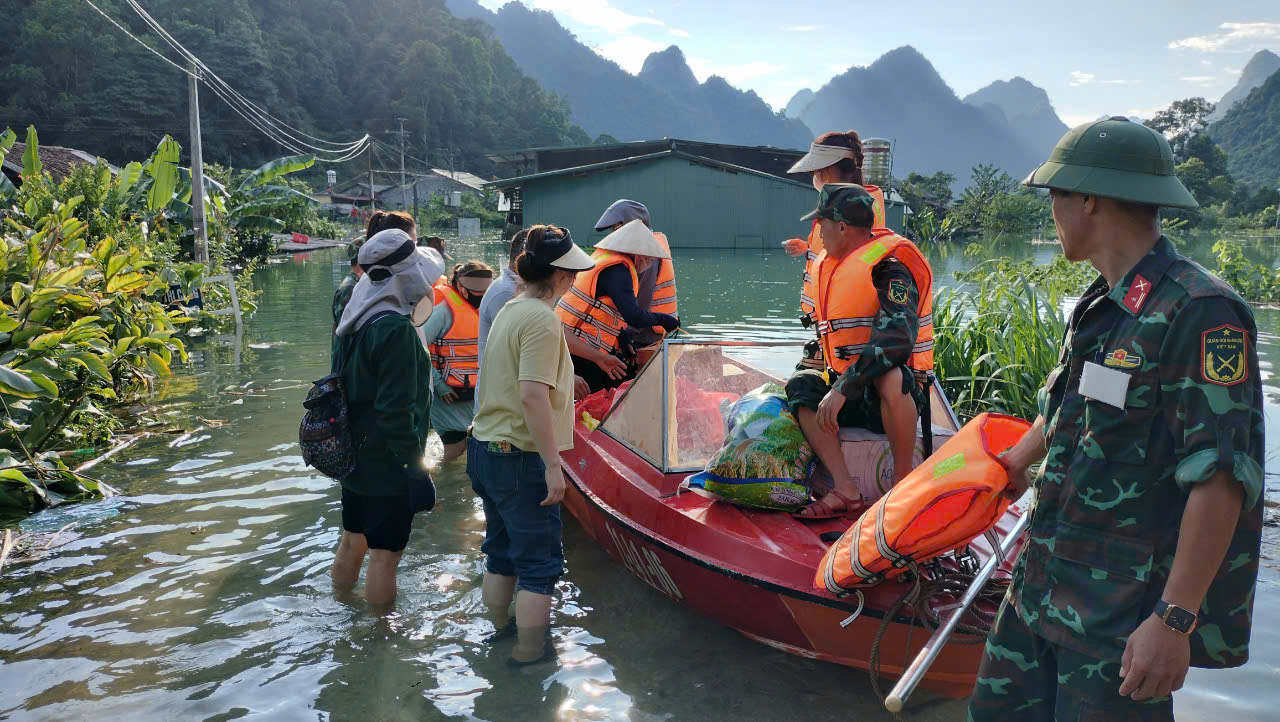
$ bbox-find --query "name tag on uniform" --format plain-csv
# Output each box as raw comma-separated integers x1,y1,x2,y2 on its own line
1079,361,1130,409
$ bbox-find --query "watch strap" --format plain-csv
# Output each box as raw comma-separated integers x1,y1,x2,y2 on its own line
1154,599,1197,634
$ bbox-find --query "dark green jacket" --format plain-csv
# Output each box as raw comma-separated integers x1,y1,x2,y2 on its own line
331,313,431,496
1013,236,1263,668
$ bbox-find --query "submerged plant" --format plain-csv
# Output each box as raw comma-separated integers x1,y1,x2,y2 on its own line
934,256,1093,422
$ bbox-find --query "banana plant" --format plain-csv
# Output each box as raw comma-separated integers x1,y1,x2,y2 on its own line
0,135,190,514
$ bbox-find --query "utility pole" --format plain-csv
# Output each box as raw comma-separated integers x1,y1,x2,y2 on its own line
188,60,209,265
397,118,408,193
367,143,375,218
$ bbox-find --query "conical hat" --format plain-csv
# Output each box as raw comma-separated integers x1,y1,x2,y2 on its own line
595,218,670,259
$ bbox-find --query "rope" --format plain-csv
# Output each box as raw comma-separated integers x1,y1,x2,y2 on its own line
866,551,1011,716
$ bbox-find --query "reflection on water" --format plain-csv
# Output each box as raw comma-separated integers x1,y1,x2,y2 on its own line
0,233,1277,721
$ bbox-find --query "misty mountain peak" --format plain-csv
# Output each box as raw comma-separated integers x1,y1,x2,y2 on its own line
639,45,699,92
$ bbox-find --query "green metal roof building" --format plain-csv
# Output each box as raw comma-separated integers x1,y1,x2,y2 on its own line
488,148,821,249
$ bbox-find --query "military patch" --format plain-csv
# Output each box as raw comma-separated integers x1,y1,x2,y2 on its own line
1103,348,1142,369
888,278,909,304
1121,274,1152,314
1201,324,1248,386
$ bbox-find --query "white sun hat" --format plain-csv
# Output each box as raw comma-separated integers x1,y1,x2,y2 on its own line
788,141,858,174
595,218,670,259
336,228,445,336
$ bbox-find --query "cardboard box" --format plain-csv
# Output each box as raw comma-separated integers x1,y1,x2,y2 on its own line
808,424,957,504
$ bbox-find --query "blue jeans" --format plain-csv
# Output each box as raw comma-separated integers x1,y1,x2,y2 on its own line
466,436,563,595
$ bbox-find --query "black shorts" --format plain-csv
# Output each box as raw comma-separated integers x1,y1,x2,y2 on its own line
341,488,415,551
784,368,917,434
439,429,468,445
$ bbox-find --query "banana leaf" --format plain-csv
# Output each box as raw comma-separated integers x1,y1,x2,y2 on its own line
21,125,40,178
146,136,181,213
236,154,314,192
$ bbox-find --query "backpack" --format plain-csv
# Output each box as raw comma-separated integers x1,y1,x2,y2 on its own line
300,311,397,480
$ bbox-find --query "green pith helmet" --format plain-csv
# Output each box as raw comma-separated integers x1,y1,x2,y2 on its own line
1024,117,1198,209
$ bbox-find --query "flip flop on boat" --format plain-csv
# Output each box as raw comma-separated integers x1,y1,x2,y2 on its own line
792,489,863,521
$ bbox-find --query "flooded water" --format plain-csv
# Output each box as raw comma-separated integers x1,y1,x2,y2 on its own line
1,232,1277,721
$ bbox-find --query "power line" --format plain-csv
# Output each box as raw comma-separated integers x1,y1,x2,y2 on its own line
81,0,370,161
123,0,366,154
82,0,194,77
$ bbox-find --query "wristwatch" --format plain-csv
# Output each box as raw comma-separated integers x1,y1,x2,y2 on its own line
1153,600,1198,635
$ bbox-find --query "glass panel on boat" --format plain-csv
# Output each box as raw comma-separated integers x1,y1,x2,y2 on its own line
600,341,802,473
600,339,958,472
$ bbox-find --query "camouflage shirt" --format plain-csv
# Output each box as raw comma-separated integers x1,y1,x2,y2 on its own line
1012,236,1264,668
332,272,359,327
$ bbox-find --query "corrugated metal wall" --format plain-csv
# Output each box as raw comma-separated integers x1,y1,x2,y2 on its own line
519,155,816,248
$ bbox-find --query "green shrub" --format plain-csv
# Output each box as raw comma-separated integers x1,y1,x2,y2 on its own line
934,256,1093,422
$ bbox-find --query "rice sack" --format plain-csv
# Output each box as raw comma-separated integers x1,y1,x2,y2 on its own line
685,383,815,511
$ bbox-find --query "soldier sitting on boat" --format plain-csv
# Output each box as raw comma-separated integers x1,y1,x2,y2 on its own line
785,184,935,520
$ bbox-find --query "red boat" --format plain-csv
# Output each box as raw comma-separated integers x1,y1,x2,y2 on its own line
560,340,1024,699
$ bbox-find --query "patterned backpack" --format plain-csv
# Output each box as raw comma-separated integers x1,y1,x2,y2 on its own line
300,311,395,480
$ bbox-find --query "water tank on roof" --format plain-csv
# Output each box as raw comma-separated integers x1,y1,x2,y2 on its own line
326,170,337,188
863,138,892,188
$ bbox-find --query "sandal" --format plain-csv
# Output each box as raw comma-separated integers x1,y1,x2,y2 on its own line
791,489,863,521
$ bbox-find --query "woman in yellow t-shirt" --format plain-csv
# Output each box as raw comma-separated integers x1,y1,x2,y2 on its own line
466,224,595,666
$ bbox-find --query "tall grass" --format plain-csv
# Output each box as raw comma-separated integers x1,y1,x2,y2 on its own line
933,256,1094,422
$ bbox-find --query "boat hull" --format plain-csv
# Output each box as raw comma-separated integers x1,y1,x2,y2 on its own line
561,452,986,700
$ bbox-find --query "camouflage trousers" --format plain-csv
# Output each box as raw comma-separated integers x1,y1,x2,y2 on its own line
968,600,1173,722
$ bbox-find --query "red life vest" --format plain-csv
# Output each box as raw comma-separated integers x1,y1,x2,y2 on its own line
814,231,934,374
649,232,677,333
555,250,638,355
428,286,480,390
801,184,889,326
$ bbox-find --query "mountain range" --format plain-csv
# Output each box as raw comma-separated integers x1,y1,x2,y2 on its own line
1208,50,1280,123
446,0,811,150
796,47,1046,188
962,77,1069,161
1210,63,1280,188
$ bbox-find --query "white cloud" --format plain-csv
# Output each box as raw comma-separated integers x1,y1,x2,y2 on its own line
784,25,820,32
1225,66,1243,76
1181,75,1219,85
687,56,785,86
669,27,690,38
593,35,668,74
1069,70,1135,86
1069,71,1096,86
533,0,665,33
1201,59,1213,66
1060,113,1099,127
1168,21,1280,52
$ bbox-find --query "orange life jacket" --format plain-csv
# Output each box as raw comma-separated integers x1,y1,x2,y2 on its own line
649,232,677,333
816,413,1030,593
801,184,889,326
555,249,639,355
431,275,449,306
428,286,480,390
814,231,934,374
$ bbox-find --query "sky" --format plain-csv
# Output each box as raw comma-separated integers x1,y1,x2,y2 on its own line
475,0,1279,125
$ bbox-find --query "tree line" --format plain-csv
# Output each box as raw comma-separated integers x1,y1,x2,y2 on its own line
0,0,588,176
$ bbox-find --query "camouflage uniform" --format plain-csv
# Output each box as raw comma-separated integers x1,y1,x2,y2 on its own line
333,271,359,327
785,255,925,429
969,236,1264,721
